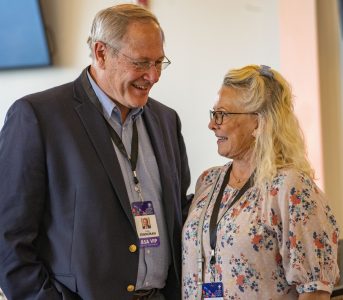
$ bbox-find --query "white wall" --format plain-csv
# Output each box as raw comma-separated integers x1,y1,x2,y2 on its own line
0,0,280,192
151,0,280,190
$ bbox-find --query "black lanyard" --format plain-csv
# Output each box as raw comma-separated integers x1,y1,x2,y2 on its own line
105,120,139,185
209,165,255,264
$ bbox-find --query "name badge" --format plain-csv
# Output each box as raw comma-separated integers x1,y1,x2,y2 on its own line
202,282,224,300
131,201,160,248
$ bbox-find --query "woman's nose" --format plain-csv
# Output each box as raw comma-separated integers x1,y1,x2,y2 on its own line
208,118,218,130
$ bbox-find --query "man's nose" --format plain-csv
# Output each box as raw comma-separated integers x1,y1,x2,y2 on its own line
144,65,160,83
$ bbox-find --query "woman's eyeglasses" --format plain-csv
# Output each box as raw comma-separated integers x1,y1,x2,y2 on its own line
209,110,258,125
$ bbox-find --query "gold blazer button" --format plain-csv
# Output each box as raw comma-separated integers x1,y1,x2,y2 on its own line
127,284,135,292
129,244,137,253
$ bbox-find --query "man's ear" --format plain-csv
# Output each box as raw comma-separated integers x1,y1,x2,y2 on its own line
93,41,107,69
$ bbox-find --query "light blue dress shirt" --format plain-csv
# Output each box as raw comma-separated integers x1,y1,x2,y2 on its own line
87,72,171,290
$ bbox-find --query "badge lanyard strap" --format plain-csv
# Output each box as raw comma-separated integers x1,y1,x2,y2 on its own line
195,164,255,298
105,120,143,201
209,167,255,266
196,170,222,299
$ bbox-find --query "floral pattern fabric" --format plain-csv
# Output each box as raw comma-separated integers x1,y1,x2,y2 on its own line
182,163,340,300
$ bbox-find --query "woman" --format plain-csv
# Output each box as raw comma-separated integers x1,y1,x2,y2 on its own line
182,65,339,299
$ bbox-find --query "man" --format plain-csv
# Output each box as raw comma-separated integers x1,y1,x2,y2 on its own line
0,4,191,300
141,218,151,230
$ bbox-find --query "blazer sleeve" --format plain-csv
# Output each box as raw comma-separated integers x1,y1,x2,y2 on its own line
0,99,62,300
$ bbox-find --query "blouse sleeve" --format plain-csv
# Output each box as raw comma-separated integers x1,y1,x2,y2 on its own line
271,169,340,294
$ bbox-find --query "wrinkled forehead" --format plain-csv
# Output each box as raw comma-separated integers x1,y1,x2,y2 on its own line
213,86,245,111
120,21,165,58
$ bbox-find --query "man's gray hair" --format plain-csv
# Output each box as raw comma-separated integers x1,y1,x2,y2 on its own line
87,4,164,57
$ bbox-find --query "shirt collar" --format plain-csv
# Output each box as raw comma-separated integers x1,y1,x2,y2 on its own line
86,70,143,123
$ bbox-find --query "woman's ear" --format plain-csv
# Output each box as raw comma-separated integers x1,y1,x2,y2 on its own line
252,114,261,138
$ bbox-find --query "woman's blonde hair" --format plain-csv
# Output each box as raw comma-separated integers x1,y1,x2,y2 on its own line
223,65,314,186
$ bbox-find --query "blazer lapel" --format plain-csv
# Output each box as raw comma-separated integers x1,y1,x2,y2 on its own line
142,104,176,237
73,69,136,230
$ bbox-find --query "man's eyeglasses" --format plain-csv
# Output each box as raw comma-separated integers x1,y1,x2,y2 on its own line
209,110,258,125
105,43,171,72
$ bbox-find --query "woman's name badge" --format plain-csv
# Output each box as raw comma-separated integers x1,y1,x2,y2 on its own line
131,201,160,248
202,282,224,300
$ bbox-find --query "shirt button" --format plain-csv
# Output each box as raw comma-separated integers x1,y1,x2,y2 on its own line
146,249,150,254
145,282,149,286
127,284,135,292
129,244,137,253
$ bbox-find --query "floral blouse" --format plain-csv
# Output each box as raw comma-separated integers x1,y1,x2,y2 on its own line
182,163,340,300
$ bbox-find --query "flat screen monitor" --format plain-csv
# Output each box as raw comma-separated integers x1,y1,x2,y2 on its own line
0,0,51,70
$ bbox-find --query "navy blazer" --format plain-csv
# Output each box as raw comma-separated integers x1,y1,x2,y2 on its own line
0,69,191,300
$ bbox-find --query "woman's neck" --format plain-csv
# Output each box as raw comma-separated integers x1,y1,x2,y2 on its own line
229,156,255,188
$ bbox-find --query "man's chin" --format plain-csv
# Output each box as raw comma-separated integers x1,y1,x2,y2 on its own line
129,97,149,108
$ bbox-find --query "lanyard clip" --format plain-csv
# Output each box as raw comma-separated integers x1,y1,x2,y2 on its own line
210,249,216,265
133,170,139,185
133,176,144,202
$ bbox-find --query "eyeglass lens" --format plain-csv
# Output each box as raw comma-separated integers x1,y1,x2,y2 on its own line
210,111,223,125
